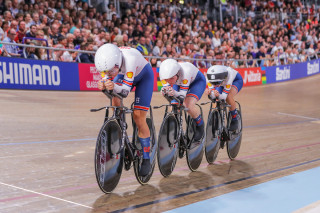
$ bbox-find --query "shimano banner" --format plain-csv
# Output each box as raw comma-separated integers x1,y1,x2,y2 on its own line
265,59,320,83
0,57,79,90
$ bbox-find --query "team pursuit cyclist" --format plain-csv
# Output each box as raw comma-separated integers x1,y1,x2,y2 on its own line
94,43,154,176
159,58,206,144
206,65,244,131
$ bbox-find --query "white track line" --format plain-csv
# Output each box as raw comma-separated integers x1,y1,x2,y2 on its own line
277,112,319,120
0,182,93,209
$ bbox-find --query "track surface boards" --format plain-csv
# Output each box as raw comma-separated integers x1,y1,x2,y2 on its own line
1,74,320,212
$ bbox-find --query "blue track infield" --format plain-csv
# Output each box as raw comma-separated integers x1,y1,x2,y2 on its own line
165,166,320,213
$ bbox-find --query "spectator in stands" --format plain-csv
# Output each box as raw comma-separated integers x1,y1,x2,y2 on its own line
23,42,38,59
255,46,266,66
79,42,94,63
51,44,64,61
40,15,49,29
31,12,41,26
65,42,78,62
152,40,164,57
136,36,148,56
3,11,13,23
14,21,26,43
3,28,20,57
50,24,61,45
35,47,48,60
9,20,18,31
57,35,67,48
26,24,37,38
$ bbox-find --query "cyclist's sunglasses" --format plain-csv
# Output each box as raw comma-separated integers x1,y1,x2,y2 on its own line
211,81,223,86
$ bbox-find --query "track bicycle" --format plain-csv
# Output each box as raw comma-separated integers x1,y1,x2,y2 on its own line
201,96,243,164
90,90,157,193
154,94,205,177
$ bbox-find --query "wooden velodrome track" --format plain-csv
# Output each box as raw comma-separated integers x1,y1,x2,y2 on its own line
1,74,320,213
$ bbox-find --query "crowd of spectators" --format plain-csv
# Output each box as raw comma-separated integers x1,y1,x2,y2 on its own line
0,0,319,68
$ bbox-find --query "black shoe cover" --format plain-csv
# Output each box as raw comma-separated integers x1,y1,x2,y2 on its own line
194,123,204,141
229,119,239,131
139,159,151,176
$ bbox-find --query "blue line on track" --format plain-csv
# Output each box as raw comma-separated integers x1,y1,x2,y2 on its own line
110,158,320,213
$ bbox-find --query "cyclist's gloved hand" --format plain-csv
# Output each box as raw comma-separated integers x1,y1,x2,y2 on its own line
161,86,167,96
161,86,174,96
98,80,106,90
166,86,174,96
105,80,114,90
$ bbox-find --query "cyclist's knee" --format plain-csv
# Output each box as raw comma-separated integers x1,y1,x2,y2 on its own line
184,97,197,109
133,111,147,126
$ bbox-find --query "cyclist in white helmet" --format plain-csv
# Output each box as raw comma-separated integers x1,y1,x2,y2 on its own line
159,58,207,143
206,65,244,131
95,43,154,176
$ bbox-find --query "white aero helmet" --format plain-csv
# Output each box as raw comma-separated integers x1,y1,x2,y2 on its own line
159,59,181,80
94,43,122,72
206,65,228,85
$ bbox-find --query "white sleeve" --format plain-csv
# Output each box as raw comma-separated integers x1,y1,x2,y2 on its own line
113,58,136,95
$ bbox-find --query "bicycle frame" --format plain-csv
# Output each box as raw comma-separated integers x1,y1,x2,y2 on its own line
155,95,188,147
92,90,135,160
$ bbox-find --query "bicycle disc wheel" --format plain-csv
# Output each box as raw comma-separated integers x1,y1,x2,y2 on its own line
94,119,123,193
186,115,205,172
226,102,243,160
133,117,158,184
157,114,179,177
205,110,221,164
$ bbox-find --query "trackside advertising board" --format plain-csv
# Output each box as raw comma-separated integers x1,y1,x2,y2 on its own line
78,63,159,91
0,56,79,90
265,59,320,83
78,63,100,91
1,57,319,91
236,67,264,86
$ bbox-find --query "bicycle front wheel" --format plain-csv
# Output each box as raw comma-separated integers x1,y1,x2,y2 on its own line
186,115,205,172
157,114,179,177
205,110,221,164
226,102,243,160
94,119,123,193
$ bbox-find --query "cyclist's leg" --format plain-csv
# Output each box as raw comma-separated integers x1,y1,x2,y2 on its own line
185,71,206,141
228,73,243,131
133,64,154,176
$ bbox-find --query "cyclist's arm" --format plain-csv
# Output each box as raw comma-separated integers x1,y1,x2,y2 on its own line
218,67,237,100
173,85,188,98
113,59,136,97
207,83,217,99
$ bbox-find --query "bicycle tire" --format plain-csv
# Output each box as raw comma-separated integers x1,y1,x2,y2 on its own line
205,110,221,164
94,119,123,193
133,117,158,184
226,102,243,160
157,114,179,177
186,115,205,172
